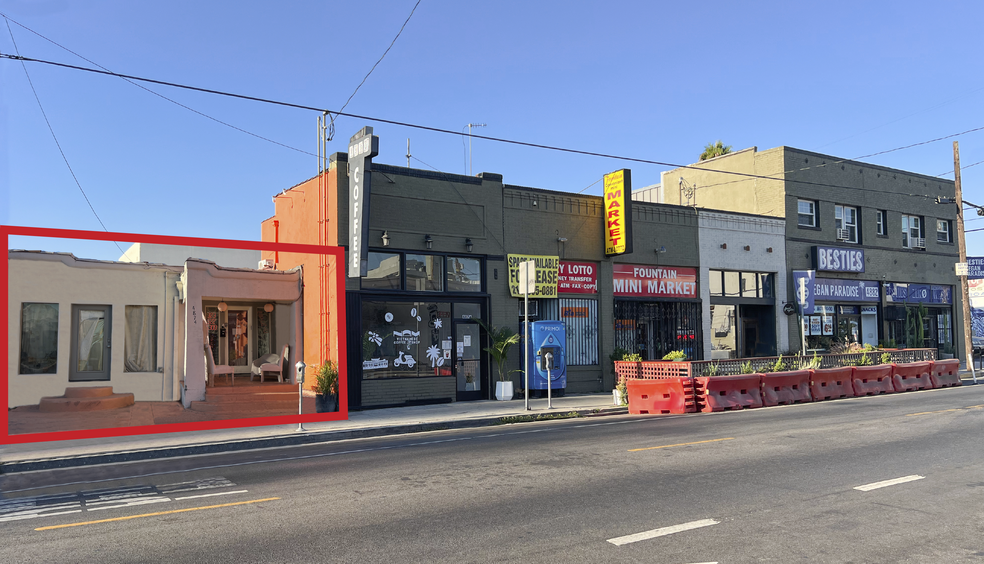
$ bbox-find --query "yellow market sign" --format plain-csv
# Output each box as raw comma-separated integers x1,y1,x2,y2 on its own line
507,254,559,298
604,169,633,256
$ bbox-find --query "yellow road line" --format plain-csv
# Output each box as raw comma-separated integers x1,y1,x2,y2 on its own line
629,437,735,452
35,497,280,531
906,408,961,417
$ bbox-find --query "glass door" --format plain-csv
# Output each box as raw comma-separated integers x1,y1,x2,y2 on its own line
454,320,482,400
227,308,251,373
70,305,112,381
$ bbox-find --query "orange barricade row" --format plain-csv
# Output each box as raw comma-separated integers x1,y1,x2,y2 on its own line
930,359,962,388
694,375,763,412
892,362,934,392
761,370,813,407
627,377,696,415
809,367,855,401
851,365,895,396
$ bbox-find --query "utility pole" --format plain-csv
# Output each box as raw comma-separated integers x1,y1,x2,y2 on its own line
466,123,486,176
954,141,977,383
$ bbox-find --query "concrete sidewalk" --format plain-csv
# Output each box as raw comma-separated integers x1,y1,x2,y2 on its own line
1,394,624,473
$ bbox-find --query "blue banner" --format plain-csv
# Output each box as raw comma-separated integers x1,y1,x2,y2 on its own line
968,256,984,279
883,283,953,305
792,270,815,315
811,277,881,305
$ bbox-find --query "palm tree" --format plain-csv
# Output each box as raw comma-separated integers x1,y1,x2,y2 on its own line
476,320,521,382
699,141,733,161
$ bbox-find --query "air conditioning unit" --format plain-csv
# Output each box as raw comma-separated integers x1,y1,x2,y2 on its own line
836,228,851,241
258,259,275,270
519,300,538,317
912,237,926,249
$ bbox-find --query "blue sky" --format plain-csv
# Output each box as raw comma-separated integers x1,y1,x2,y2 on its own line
3,0,984,259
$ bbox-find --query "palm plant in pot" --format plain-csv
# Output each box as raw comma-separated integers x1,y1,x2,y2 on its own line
314,359,339,413
477,320,521,401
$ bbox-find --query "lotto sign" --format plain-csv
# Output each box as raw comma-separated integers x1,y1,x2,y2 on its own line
558,261,598,293
603,169,633,256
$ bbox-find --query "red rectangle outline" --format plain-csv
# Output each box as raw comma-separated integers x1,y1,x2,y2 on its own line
2,225,349,444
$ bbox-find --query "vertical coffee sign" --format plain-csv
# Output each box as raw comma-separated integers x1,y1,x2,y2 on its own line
604,169,633,256
348,126,379,278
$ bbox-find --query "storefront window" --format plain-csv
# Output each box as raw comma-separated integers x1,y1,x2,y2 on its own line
709,270,723,296
709,304,736,359
539,298,599,366
406,254,443,292
363,252,401,290
613,301,702,361
361,301,453,379
723,271,740,297
741,272,757,298
447,257,482,292
454,303,482,320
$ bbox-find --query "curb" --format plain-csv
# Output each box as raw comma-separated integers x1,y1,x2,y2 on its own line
0,406,628,474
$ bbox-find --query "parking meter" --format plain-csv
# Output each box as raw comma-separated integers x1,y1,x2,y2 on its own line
295,360,306,432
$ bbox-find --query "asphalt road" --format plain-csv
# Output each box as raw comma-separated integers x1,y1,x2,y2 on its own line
2,385,983,563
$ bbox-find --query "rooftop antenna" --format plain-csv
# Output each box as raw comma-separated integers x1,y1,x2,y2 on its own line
463,123,487,175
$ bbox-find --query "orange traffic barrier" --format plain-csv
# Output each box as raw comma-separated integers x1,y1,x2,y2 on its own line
891,361,934,392
627,377,696,415
852,365,895,396
930,359,962,388
694,375,763,412
810,367,855,400
761,370,813,407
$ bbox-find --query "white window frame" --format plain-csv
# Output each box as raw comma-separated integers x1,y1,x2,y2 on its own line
902,215,924,248
797,199,817,227
834,205,859,243
937,219,951,243
876,210,886,236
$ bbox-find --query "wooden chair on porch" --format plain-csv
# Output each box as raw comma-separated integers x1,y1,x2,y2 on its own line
205,340,236,387
259,344,289,383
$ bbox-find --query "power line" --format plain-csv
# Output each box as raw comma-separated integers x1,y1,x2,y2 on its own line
4,19,124,255
0,12,315,158
937,157,984,178
0,51,976,201
328,0,421,141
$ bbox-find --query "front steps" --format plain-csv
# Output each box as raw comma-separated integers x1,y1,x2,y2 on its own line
39,386,135,412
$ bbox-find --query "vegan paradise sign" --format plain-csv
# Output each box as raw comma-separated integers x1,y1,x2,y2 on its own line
612,264,697,298
603,169,633,256
507,254,559,297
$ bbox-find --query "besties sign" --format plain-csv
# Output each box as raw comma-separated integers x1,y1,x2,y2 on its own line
814,245,864,273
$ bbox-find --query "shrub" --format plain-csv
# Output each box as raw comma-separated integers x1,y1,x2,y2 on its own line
738,361,755,375
662,350,687,361
703,363,720,376
799,353,821,370
880,352,893,365
622,353,642,362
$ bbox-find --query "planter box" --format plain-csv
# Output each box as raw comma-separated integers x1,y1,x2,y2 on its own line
614,361,641,382
495,381,514,401
315,394,338,413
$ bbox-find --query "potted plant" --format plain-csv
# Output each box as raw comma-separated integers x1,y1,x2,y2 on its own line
314,359,339,413
464,371,477,391
477,320,521,401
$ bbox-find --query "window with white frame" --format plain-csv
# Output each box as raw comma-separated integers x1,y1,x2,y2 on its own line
797,199,818,227
834,205,858,243
902,215,925,248
876,210,887,236
937,219,952,243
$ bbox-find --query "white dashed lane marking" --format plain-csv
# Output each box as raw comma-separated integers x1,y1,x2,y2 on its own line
607,518,720,546
854,475,925,492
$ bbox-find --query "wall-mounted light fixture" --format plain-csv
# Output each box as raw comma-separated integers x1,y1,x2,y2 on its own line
465,238,473,252
425,234,433,249
720,243,727,249
655,245,667,254
264,303,275,313
766,247,773,253
217,301,228,312
743,245,751,251
557,237,568,243
532,198,538,207
381,231,390,247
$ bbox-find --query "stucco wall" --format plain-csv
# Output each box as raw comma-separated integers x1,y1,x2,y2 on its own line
697,210,789,358
8,253,181,407
119,243,261,270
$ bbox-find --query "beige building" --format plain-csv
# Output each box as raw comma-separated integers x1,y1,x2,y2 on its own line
657,146,961,358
